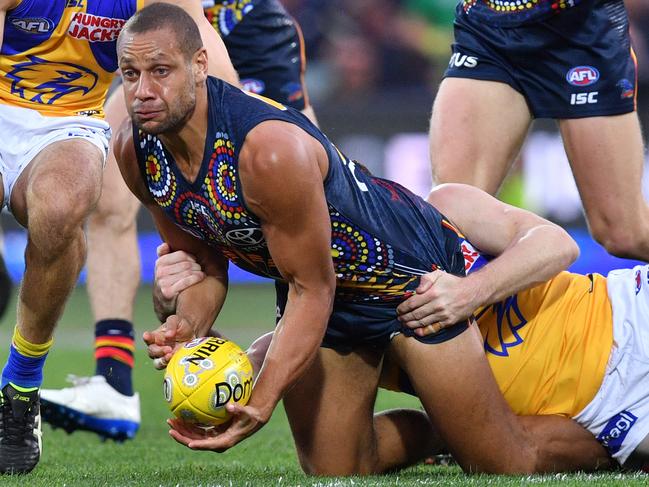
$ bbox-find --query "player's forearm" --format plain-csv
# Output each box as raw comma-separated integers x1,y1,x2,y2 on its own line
467,223,578,307
250,286,333,415
174,275,228,336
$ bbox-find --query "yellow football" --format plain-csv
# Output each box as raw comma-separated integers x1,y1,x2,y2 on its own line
163,336,254,426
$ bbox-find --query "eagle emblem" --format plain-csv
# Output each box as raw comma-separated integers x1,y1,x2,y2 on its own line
478,295,528,357
7,55,98,105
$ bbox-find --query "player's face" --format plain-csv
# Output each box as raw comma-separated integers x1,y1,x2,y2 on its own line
118,29,198,135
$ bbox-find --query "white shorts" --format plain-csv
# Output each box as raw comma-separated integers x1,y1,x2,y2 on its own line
0,103,110,210
574,265,649,466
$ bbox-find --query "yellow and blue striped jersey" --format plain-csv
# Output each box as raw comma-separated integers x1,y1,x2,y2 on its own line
1,0,143,117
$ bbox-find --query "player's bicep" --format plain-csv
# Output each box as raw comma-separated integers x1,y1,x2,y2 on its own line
241,125,334,291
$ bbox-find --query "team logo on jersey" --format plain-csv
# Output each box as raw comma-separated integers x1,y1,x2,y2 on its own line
597,411,638,455
566,66,599,86
635,269,642,294
225,228,264,247
10,17,54,34
480,295,528,357
7,56,98,105
617,78,635,99
240,79,265,95
68,12,126,42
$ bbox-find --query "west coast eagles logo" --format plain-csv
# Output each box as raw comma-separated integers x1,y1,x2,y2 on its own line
7,55,98,104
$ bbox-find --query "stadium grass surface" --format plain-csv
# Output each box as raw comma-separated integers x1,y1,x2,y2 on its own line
0,284,645,486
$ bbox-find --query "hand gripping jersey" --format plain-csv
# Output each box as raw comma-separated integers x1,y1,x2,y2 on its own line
0,0,142,117
460,0,591,26
134,77,466,308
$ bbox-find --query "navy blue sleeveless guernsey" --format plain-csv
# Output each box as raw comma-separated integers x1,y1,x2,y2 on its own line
134,77,468,348
461,0,591,27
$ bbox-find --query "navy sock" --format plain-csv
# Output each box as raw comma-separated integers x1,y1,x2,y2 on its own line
94,320,135,396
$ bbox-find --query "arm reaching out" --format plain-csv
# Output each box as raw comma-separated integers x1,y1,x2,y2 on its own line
398,184,579,334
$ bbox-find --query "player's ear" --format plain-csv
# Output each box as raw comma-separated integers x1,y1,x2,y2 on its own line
193,47,208,83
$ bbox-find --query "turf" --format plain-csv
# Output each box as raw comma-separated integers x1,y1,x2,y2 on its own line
0,284,645,486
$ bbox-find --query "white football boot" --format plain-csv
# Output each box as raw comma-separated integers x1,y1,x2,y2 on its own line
40,375,140,441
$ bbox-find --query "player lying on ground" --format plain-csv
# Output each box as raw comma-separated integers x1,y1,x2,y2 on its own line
156,248,649,471
114,4,604,474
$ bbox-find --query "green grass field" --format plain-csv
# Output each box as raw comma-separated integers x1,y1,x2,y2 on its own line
0,284,646,486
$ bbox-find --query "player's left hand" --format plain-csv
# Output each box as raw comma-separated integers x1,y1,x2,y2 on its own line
396,270,478,336
168,403,270,452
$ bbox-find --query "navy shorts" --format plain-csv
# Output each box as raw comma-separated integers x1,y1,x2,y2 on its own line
204,0,309,111
274,282,469,353
446,0,637,119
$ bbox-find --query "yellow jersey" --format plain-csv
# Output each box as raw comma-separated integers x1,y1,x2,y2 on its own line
381,269,613,419
478,271,613,418
0,0,143,118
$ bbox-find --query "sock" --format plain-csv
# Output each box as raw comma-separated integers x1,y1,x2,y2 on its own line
94,319,135,396
1,326,53,390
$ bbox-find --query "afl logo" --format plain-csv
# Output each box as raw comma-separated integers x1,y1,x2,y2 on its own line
566,66,599,86
10,17,54,34
226,228,264,246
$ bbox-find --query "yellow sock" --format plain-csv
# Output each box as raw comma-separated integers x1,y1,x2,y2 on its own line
12,326,53,358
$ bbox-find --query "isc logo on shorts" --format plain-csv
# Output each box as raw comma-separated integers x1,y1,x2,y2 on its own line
566,66,600,87
596,411,638,455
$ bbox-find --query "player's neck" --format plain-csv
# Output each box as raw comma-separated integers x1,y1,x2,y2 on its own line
159,88,209,184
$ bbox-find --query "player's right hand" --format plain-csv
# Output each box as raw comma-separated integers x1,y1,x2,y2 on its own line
143,314,197,370
155,242,205,301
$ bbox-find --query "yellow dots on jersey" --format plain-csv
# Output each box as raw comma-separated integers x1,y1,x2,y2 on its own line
234,214,240,220
331,249,340,258
226,211,232,218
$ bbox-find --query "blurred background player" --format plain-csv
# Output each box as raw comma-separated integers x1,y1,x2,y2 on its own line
0,0,237,474
429,0,649,261
39,0,317,442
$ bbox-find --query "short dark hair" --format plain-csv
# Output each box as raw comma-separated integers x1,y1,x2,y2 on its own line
120,3,203,60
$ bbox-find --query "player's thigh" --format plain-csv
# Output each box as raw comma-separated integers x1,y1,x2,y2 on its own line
95,87,139,220
559,112,646,228
389,325,537,473
283,346,383,476
430,78,531,195
11,138,104,226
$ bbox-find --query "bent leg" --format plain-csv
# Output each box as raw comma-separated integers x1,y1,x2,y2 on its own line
430,78,532,195
284,346,440,475
389,326,612,473
10,139,103,343
559,113,649,260
87,88,141,322
283,347,383,476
